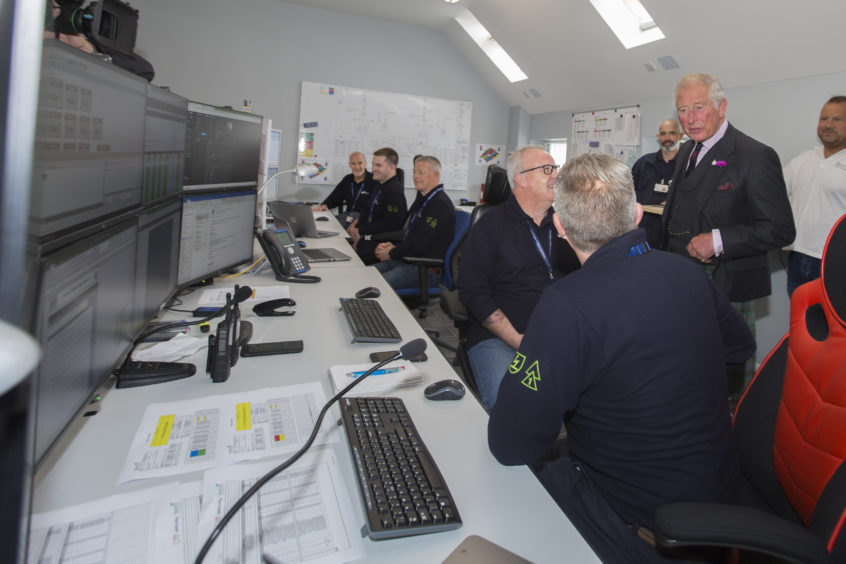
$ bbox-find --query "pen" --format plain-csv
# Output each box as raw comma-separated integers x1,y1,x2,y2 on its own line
346,367,401,378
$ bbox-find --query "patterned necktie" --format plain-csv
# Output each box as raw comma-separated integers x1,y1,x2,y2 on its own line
685,142,703,177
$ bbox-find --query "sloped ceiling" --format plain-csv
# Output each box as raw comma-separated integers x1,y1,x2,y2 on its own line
282,0,846,114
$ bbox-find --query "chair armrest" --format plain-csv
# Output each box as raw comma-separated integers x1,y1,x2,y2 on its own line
654,503,832,564
370,230,403,242
401,256,444,268
438,287,468,322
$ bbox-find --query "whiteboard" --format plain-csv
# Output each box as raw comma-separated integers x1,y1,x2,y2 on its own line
569,106,641,167
297,82,472,190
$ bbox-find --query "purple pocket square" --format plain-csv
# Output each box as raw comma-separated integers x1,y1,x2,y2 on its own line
717,182,735,191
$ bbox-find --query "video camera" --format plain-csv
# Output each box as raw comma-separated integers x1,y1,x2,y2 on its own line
52,0,139,55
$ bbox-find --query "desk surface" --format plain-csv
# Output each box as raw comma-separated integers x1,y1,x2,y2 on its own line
32,215,598,563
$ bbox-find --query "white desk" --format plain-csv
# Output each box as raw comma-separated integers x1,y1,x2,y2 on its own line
32,260,598,562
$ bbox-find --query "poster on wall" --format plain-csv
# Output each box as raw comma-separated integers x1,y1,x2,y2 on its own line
297,81,472,190
569,106,641,166
475,144,504,166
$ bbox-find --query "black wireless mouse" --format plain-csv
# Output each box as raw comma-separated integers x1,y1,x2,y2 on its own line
424,379,465,401
316,216,329,221
355,286,381,299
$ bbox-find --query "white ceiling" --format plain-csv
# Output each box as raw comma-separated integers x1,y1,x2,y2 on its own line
283,0,846,114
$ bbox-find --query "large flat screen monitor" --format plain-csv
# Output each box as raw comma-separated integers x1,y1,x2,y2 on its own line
177,190,257,287
183,102,263,192
142,85,188,204
31,219,138,467
30,39,147,241
132,199,182,335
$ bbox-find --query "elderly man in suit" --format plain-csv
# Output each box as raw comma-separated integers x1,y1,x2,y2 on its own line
662,73,795,398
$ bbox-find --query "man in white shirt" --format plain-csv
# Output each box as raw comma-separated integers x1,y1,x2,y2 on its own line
783,95,846,296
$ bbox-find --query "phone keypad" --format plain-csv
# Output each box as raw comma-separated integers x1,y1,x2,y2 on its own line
287,247,306,272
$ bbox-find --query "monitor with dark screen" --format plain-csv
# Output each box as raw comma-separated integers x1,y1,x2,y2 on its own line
132,199,182,334
183,102,263,192
177,190,257,287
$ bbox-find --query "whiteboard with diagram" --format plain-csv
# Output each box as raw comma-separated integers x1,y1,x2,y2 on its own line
569,106,641,166
297,81,472,190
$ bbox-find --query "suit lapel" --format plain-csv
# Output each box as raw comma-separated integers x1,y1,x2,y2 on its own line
692,125,737,210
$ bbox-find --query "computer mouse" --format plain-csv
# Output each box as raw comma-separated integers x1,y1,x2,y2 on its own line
355,286,381,299
316,216,329,221
424,379,465,401
297,240,307,248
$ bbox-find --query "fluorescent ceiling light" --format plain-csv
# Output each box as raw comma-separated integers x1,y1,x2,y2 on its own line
589,0,665,49
454,9,527,83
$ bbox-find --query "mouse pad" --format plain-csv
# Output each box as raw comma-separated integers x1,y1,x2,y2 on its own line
442,535,532,564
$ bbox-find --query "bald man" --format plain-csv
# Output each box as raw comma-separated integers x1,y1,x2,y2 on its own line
315,151,374,228
630,119,681,247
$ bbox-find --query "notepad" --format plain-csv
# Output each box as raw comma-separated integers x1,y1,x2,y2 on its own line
328,360,422,396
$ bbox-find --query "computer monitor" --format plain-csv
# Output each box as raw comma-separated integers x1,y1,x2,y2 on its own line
31,218,138,467
177,190,257,287
183,102,263,192
132,199,182,334
142,84,188,204
30,39,147,241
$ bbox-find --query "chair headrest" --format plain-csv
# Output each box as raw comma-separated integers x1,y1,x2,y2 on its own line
483,165,511,205
822,213,846,327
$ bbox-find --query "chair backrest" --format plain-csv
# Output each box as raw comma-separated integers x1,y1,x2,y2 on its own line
441,209,471,290
736,213,846,558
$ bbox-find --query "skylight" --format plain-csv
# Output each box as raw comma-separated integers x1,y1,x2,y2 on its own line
589,0,665,49
454,9,528,83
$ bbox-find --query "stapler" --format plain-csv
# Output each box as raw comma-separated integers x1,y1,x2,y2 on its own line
252,298,296,317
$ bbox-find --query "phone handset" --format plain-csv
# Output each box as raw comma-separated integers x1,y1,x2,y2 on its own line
257,227,321,283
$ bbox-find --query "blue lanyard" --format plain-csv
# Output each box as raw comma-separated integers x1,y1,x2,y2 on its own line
367,186,382,223
406,186,443,234
350,179,365,208
527,220,554,281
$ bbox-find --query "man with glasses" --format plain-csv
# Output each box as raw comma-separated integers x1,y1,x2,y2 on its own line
459,145,580,411
489,154,754,562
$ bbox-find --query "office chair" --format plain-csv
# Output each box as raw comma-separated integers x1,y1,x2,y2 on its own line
394,209,471,319
653,213,846,564
437,164,512,395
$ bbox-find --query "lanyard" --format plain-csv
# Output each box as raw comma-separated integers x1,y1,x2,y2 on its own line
350,179,365,208
406,186,443,234
367,186,382,223
527,220,554,281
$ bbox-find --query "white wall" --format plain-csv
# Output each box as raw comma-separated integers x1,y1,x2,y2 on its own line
528,70,846,365
129,0,509,203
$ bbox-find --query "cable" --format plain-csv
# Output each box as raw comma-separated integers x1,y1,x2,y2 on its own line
193,339,426,563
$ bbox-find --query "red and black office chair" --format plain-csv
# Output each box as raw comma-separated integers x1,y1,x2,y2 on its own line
654,213,846,563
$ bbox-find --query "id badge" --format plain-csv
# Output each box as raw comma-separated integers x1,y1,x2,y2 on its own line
653,183,669,194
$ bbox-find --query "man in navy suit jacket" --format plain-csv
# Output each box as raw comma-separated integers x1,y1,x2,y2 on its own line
662,73,795,395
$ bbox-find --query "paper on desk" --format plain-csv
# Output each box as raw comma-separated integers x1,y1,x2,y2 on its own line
27,482,189,564
197,449,365,564
118,382,334,484
132,333,206,362
198,285,290,307
329,360,422,396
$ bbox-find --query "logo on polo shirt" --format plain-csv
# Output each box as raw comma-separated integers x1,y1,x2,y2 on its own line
509,352,541,391
426,216,437,228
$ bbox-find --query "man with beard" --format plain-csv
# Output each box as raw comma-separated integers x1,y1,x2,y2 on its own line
631,119,681,247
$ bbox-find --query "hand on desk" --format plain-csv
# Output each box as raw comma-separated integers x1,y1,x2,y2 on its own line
313,204,329,212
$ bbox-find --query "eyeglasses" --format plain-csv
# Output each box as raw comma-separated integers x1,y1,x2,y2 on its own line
520,164,559,175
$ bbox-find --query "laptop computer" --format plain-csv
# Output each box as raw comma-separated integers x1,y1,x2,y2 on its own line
267,201,338,238
301,247,352,262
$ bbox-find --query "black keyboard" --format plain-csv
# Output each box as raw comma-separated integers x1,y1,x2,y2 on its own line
339,298,401,343
339,397,462,540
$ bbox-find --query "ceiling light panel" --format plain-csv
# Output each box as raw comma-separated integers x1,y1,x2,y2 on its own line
454,8,528,83
589,0,665,49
